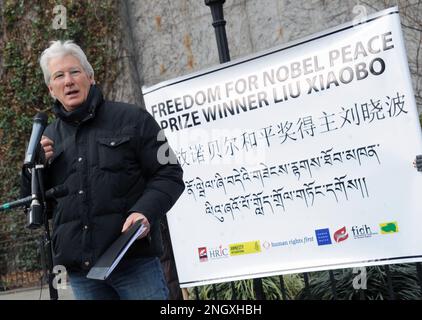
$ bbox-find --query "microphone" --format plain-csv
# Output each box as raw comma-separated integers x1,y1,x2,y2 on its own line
28,183,68,229
27,177,68,229
24,112,48,167
28,167,43,229
0,185,68,212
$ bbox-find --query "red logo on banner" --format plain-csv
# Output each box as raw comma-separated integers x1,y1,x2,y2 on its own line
198,247,208,262
334,226,349,243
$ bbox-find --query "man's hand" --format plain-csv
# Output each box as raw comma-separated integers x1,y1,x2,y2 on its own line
41,136,54,163
122,212,150,239
413,155,422,172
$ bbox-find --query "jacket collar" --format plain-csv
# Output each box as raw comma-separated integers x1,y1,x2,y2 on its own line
53,85,104,125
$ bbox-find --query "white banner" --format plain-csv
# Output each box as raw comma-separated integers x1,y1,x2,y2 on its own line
143,7,422,287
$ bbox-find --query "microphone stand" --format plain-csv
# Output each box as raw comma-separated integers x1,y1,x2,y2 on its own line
33,164,59,300
1,163,59,300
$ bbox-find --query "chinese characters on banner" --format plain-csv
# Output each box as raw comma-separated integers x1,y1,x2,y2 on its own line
143,7,422,287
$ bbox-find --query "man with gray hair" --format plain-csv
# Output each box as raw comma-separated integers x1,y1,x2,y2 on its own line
21,40,185,300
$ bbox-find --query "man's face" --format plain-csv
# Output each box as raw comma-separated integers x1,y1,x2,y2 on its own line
47,55,94,112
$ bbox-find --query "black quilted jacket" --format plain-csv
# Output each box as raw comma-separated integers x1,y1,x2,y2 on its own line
21,85,184,272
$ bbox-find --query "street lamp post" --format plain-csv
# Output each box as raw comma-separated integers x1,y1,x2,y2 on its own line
205,0,231,63
204,0,266,300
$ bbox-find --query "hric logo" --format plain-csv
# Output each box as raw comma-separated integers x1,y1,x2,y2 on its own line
208,245,229,259
198,247,208,262
351,224,377,239
333,226,349,243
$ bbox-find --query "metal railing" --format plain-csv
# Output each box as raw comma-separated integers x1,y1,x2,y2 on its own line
0,237,44,291
1,234,422,299
190,263,422,300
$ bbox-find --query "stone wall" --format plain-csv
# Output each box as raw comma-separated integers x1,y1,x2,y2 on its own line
120,0,421,112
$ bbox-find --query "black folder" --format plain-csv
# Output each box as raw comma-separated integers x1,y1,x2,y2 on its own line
86,219,145,280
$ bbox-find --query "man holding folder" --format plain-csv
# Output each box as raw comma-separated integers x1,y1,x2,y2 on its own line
21,40,185,300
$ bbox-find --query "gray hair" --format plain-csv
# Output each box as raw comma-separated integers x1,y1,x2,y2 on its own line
39,40,94,85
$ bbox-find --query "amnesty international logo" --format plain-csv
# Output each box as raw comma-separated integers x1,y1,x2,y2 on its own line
229,241,261,256
380,221,399,234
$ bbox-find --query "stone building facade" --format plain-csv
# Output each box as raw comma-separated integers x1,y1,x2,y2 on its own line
117,0,421,113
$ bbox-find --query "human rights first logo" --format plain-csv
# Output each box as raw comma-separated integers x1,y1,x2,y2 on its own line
315,228,332,246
